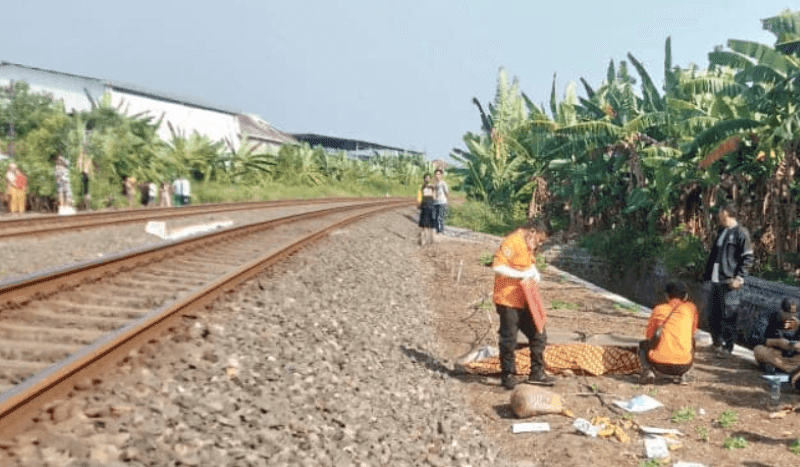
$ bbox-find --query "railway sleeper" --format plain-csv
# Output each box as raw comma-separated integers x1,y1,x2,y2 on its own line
0,323,104,346
0,339,82,362
15,308,132,331
56,290,162,309
42,301,149,319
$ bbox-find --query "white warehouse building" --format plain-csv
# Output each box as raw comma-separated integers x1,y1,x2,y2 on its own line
0,61,295,151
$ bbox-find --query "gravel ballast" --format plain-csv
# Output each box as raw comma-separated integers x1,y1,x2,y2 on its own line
1,209,511,467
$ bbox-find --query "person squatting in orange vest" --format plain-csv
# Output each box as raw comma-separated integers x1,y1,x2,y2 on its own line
639,281,698,385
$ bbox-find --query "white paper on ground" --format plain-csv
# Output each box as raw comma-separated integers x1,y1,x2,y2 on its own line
644,437,670,459
511,422,550,434
614,394,663,412
572,418,599,437
761,374,790,383
640,426,683,436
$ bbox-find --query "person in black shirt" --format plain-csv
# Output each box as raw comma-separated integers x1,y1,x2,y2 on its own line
703,203,754,357
750,297,800,375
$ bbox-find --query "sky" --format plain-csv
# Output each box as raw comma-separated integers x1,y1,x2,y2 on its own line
3,0,795,163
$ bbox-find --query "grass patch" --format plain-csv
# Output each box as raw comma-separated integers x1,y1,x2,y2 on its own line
479,251,494,266
613,303,640,313
717,410,738,429
671,407,696,424
696,426,709,442
723,436,749,450
551,300,579,310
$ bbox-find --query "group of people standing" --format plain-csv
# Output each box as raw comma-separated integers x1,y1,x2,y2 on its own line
123,176,191,208
417,168,449,245
489,201,800,393
3,156,192,215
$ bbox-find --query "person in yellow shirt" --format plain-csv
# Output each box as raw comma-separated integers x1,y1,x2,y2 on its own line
639,281,698,384
492,218,554,389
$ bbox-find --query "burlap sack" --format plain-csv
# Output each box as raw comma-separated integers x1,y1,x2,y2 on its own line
510,385,563,418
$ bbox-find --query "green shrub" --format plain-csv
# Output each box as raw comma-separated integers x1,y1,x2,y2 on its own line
671,407,696,423
717,410,738,429
722,436,748,450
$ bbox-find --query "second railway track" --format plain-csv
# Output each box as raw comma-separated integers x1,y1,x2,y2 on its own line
0,197,412,435
0,196,398,239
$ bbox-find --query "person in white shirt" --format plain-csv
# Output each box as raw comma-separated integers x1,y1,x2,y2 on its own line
432,169,449,237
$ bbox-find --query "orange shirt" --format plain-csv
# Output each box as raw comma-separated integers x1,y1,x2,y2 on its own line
645,298,698,365
492,229,534,309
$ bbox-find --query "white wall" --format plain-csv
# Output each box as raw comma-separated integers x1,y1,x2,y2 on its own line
110,91,240,151
0,64,105,113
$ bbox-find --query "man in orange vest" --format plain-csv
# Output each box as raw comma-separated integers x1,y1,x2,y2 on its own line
492,218,554,389
640,281,698,384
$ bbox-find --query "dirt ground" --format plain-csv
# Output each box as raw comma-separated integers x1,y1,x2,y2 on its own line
421,237,800,467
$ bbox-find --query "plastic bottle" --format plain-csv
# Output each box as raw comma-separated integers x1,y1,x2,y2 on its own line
769,378,781,406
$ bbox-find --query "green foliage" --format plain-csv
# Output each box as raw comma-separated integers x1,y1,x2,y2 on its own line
671,407,696,423
579,224,663,274
717,410,738,428
723,436,749,450
446,200,527,237
479,251,494,266
696,426,709,442
662,224,707,280
790,438,800,456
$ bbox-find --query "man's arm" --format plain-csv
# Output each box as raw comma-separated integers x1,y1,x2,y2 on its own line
735,227,754,278
492,264,540,281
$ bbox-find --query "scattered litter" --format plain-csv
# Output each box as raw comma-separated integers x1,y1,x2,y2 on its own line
511,422,550,434
644,437,670,459
640,426,683,436
591,416,631,443
614,394,663,412
768,406,798,419
698,408,706,415
573,418,599,437
510,385,563,418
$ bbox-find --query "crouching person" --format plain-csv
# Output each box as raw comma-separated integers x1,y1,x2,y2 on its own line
639,281,698,385
492,219,554,390
751,298,800,381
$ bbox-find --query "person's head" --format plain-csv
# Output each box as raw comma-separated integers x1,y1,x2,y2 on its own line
665,281,689,301
718,203,737,227
8,162,17,172
423,173,431,184
434,168,444,181
780,297,798,321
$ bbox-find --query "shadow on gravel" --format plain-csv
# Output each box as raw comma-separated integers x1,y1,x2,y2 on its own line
401,345,494,386
731,431,796,449
492,404,516,420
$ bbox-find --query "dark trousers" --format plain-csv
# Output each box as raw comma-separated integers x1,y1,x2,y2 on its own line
638,341,693,376
433,204,447,233
497,304,547,376
707,283,739,351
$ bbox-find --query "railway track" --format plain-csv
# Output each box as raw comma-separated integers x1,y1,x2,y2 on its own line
0,197,412,435
0,196,394,239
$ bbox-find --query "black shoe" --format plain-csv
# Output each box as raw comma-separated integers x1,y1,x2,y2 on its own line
501,374,517,390
639,369,656,384
527,371,556,386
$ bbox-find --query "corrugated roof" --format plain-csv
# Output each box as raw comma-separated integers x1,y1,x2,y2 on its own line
291,133,422,154
237,114,297,145
0,61,241,115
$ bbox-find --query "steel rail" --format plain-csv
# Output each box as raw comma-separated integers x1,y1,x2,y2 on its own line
0,196,405,239
0,199,407,310
0,199,412,436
